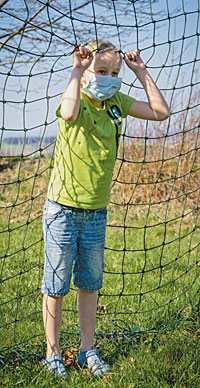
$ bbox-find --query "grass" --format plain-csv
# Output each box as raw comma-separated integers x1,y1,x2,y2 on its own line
0,314,199,387
0,204,199,349
0,203,199,387
0,135,199,387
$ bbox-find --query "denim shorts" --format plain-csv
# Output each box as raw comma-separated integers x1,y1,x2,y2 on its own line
41,198,107,296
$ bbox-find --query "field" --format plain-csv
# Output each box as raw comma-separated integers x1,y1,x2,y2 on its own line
0,129,199,387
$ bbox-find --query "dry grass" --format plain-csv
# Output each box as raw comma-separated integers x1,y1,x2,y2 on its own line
0,112,199,227
111,116,200,224
0,156,52,226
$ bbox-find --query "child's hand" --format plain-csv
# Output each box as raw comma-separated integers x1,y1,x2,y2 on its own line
124,50,146,74
73,44,93,73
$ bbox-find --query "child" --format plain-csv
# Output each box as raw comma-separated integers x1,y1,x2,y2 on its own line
41,40,169,379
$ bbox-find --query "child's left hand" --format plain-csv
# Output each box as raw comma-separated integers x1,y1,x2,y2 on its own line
124,50,146,74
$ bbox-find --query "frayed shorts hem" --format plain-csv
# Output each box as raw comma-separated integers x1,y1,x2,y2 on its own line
41,284,102,296
74,282,102,292
41,288,70,297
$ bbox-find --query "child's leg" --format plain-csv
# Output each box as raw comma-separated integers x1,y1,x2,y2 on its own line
43,294,63,358
78,289,97,351
77,289,110,376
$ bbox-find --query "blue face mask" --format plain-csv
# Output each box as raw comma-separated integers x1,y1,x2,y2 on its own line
82,72,122,101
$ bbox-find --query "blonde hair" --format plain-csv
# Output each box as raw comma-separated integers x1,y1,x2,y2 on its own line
84,39,122,66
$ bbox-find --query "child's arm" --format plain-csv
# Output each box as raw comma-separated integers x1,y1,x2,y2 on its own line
60,45,93,122
124,50,170,121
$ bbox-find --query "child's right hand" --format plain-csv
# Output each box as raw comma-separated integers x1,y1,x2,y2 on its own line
73,44,93,73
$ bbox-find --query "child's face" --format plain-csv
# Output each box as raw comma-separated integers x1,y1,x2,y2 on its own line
82,50,122,86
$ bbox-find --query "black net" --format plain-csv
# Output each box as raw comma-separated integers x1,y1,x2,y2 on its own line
0,0,199,363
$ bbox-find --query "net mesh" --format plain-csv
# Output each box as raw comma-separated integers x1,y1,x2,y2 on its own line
0,0,200,363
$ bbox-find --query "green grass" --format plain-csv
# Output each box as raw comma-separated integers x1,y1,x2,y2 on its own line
0,209,199,387
0,211,199,350
0,157,199,387
0,315,199,387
